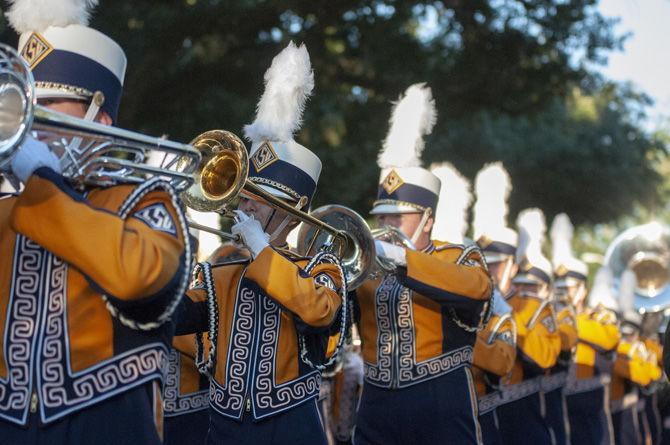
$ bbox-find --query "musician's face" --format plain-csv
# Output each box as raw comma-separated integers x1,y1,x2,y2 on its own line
237,196,295,236
39,98,112,125
376,213,433,239
488,257,517,294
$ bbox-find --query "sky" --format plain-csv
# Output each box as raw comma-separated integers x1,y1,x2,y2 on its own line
598,0,670,131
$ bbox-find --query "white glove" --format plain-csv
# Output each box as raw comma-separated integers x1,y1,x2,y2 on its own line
231,210,270,259
375,240,407,267
10,136,61,183
491,289,512,316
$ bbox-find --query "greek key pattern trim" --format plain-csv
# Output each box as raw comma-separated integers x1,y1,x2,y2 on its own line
252,296,320,419
363,275,395,387
209,277,254,419
163,349,209,417
0,235,42,425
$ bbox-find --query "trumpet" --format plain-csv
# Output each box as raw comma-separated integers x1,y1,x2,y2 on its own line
179,130,376,289
370,226,416,273
0,44,200,190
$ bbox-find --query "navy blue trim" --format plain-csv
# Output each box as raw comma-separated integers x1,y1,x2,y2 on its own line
98,256,187,324
33,167,87,203
174,294,209,336
527,267,551,284
396,267,484,321
32,49,122,122
376,182,438,210
478,240,516,256
249,158,317,205
555,270,587,282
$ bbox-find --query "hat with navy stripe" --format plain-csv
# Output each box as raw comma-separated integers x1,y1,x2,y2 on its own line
371,83,441,215
473,163,518,263
550,213,588,285
243,42,320,209
8,0,127,122
513,208,552,286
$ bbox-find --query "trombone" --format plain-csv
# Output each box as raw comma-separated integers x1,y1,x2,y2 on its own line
0,44,200,190
179,130,375,289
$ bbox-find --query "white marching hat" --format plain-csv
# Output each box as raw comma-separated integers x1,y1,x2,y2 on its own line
243,42,320,209
8,0,127,121
370,83,440,215
473,163,518,263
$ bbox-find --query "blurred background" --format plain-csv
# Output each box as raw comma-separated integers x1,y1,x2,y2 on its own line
2,0,669,265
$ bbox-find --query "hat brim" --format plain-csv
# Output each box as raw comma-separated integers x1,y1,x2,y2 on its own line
242,184,296,204
35,87,88,103
370,203,423,215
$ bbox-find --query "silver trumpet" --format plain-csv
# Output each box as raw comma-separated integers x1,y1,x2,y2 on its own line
0,43,200,190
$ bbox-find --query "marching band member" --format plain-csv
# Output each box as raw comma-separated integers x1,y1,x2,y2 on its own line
163,236,210,445
496,209,562,444
545,213,584,445
640,314,664,445
471,163,519,445
353,84,492,445
565,266,620,445
611,270,652,445
176,42,345,444
0,1,190,443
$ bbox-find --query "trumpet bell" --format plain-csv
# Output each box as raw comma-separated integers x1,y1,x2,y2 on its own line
297,205,375,290
180,130,248,212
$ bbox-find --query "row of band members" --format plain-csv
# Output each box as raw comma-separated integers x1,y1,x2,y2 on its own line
0,3,664,445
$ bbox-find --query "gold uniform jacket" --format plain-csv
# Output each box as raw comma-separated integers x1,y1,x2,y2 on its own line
507,295,561,385
177,247,343,420
356,241,492,389
574,308,620,380
0,169,188,426
472,313,517,397
611,340,651,404
164,335,209,418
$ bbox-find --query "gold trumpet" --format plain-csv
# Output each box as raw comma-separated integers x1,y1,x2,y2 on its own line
179,130,375,288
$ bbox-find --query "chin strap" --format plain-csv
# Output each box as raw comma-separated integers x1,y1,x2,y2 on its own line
268,196,308,244
410,208,432,245
64,91,105,171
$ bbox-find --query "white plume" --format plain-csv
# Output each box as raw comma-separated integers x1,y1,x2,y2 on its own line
550,213,574,266
473,162,512,240
377,83,437,169
430,162,471,243
244,41,314,143
516,208,546,265
588,266,618,311
7,0,98,34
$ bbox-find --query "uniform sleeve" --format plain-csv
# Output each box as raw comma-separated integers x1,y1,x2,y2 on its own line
557,308,578,352
577,314,620,352
516,303,561,370
397,248,491,311
175,288,208,336
11,168,188,327
245,247,343,328
472,316,517,377
614,344,651,386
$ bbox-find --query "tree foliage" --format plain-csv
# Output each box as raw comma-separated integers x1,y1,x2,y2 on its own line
0,0,664,225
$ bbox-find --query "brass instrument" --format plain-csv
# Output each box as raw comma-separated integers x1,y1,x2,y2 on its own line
370,226,416,273
0,44,200,190
296,205,375,289
604,222,670,314
180,131,376,288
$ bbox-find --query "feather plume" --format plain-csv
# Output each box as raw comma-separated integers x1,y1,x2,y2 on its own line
516,208,548,267
7,0,98,34
430,162,471,243
550,213,574,267
377,83,436,169
244,41,314,143
588,267,618,311
473,162,512,240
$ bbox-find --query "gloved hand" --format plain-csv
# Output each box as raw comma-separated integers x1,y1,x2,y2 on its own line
375,240,407,267
231,210,270,259
10,136,61,183
491,289,512,316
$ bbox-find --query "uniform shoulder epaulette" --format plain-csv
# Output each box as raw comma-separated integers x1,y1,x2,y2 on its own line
275,247,311,262
433,240,465,251
211,257,251,267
